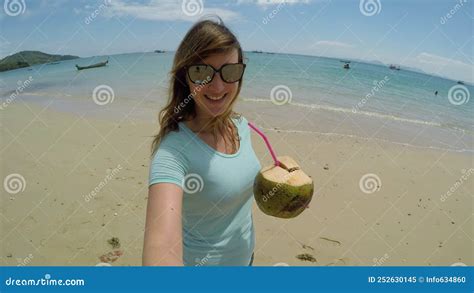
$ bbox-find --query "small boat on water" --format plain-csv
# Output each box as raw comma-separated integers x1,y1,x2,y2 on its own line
47,61,60,65
340,60,351,69
75,59,108,70
389,64,400,70
154,50,165,53
457,81,465,85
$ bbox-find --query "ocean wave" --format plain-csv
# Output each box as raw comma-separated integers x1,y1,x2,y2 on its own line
257,126,474,154
242,98,455,129
21,92,72,97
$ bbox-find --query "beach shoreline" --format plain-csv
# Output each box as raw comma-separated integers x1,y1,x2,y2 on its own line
10,92,474,154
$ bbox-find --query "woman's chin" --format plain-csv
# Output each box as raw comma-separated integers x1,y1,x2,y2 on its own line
205,107,227,117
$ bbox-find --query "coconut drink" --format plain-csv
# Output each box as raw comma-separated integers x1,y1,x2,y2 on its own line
248,122,314,219
254,156,314,218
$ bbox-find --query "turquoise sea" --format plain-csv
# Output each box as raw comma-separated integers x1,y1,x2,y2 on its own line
1,51,473,152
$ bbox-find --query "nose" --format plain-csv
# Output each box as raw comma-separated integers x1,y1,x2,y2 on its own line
208,71,225,93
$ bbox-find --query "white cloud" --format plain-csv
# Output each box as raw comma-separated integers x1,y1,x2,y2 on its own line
312,40,355,49
257,0,310,5
40,0,70,8
73,7,83,15
413,52,473,83
237,0,311,6
292,40,357,61
104,0,240,22
416,52,468,68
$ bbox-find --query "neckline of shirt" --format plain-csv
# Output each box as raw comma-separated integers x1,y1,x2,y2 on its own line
179,118,243,158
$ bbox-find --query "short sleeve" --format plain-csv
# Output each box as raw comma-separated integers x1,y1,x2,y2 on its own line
148,139,187,188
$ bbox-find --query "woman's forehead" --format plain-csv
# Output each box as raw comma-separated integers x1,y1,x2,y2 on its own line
201,49,238,67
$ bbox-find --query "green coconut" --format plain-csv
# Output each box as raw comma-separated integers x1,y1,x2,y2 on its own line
253,156,314,219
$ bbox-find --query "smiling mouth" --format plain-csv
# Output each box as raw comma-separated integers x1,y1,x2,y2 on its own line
205,93,227,101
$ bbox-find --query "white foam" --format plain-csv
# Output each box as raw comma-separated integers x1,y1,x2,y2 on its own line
242,98,445,128
257,126,474,154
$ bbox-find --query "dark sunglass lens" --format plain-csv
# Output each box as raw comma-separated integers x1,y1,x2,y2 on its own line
188,65,213,84
221,64,244,83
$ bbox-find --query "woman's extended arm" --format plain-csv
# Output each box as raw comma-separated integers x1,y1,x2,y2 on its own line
142,182,184,266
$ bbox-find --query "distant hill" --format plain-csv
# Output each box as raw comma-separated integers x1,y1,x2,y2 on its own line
0,51,79,72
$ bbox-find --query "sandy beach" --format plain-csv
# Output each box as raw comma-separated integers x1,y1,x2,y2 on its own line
1,100,472,266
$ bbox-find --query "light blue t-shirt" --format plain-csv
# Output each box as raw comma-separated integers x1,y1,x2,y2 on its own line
149,116,261,266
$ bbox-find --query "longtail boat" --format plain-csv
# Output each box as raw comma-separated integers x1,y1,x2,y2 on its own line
75,59,108,70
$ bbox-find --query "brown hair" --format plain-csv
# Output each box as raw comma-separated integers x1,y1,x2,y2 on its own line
151,17,244,155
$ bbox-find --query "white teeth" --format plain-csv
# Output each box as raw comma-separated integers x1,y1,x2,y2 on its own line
206,94,225,101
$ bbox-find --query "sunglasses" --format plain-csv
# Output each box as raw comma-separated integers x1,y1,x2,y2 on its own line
186,63,246,85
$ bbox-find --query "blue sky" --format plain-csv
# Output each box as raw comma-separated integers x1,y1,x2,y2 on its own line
1,0,473,82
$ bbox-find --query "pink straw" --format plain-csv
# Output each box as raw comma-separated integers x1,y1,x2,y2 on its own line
248,121,280,167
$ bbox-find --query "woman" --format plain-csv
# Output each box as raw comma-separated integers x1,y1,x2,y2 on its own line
142,18,261,266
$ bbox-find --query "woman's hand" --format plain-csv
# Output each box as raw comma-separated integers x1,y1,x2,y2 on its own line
142,183,184,266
